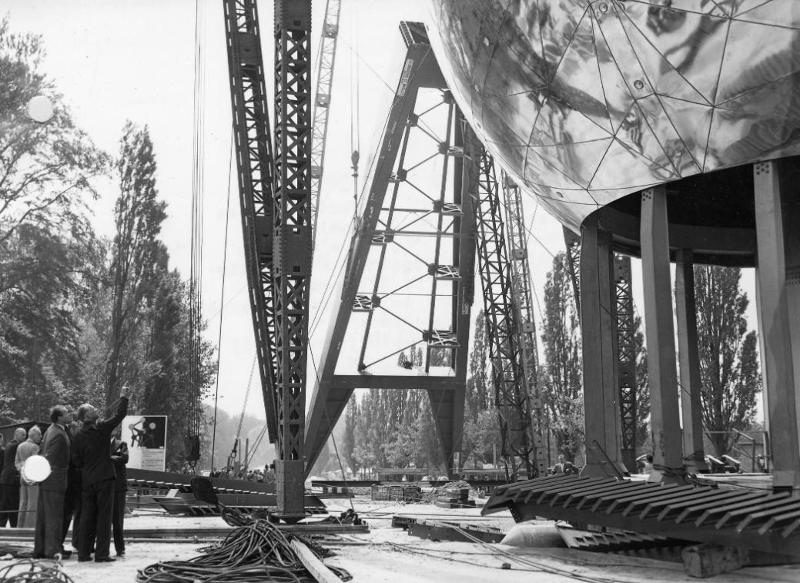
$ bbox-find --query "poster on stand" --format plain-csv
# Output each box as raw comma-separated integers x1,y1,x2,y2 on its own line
121,415,167,471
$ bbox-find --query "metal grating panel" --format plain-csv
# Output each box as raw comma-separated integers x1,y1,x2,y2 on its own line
483,474,800,557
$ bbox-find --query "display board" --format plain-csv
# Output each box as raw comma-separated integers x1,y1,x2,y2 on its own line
121,415,167,471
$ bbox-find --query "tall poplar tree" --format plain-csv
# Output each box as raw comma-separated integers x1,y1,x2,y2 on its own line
694,266,760,455
106,122,166,402
540,252,584,459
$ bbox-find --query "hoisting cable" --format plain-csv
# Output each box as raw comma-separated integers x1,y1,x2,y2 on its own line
187,0,207,471
211,135,235,472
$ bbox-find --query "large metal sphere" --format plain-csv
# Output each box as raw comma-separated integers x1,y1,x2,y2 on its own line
427,1,800,232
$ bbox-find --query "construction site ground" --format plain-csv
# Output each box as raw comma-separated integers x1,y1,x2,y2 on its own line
2,496,799,582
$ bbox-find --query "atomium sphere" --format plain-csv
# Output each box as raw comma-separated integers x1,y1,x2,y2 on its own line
426,0,800,232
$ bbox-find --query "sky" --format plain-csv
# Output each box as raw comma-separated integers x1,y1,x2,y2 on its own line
3,0,762,446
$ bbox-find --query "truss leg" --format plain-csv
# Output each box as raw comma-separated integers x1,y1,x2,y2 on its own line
304,24,472,477
580,217,623,477
753,160,800,493
427,384,465,476
674,249,707,473
640,187,684,483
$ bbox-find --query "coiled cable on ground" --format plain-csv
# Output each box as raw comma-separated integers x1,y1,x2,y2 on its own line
0,558,75,583
136,515,351,583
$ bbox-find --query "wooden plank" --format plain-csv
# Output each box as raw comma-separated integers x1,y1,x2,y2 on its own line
290,539,342,583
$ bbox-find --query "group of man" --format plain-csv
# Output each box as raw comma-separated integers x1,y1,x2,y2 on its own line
0,386,130,563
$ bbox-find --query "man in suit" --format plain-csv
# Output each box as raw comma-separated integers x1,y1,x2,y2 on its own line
61,416,82,553
0,428,27,527
34,406,72,559
15,426,42,528
72,387,129,562
110,430,128,557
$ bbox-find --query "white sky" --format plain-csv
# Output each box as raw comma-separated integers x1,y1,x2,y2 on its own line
4,0,761,437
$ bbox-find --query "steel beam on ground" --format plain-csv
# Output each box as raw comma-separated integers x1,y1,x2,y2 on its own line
674,249,706,473
580,217,623,477
640,187,684,481
753,160,800,493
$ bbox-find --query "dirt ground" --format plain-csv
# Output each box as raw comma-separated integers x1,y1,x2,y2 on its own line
1,498,798,582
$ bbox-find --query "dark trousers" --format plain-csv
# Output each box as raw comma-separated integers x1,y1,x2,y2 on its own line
112,489,125,555
33,488,65,558
62,485,81,550
0,484,20,527
77,479,114,560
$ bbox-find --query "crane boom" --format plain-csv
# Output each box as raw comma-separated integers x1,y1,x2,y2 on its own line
310,0,342,248
222,0,279,444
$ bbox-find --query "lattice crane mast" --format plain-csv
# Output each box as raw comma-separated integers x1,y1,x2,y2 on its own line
501,174,546,478
472,143,537,479
310,0,341,249
223,0,312,521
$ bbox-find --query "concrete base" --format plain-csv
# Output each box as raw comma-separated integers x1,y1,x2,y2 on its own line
681,544,746,578
275,459,306,522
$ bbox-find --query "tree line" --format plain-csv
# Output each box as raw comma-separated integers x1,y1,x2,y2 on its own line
0,20,214,471
335,250,762,476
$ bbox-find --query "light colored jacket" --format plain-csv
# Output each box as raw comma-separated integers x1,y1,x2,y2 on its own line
15,439,40,472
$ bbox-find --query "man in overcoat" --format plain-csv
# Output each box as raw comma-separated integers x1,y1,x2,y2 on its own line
72,387,129,562
34,406,72,558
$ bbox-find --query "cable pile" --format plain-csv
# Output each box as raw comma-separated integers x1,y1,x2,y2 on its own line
136,517,351,583
0,559,75,583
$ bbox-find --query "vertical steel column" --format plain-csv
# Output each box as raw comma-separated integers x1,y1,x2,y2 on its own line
580,217,623,477
614,255,638,473
674,249,706,473
222,0,278,444
473,146,535,479
640,187,684,482
753,160,800,493
273,0,312,520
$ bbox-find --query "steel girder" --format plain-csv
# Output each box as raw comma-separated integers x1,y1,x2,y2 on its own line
473,146,536,479
614,255,638,472
222,0,278,444
304,23,474,476
502,175,546,478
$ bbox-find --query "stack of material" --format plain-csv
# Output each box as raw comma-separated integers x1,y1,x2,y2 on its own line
370,483,422,502
435,480,476,509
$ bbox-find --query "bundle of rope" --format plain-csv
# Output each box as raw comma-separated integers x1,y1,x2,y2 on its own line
136,516,351,583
